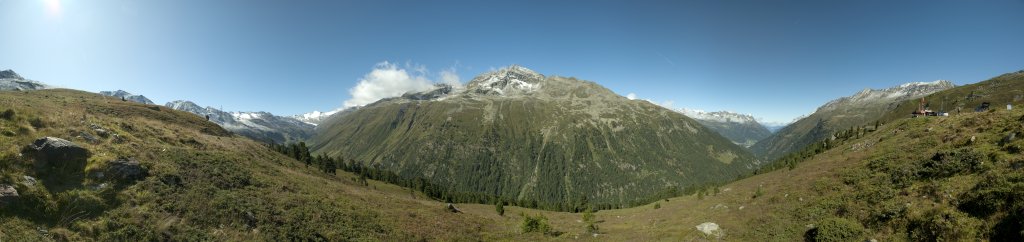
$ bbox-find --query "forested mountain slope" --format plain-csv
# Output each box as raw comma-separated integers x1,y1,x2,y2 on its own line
311,66,758,210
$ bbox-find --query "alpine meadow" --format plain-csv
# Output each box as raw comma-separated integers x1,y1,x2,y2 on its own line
2,1,1023,241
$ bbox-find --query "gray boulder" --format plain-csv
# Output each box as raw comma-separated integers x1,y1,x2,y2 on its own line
0,184,17,206
1001,132,1017,145
106,158,148,182
24,137,91,173
446,203,462,213
22,175,37,187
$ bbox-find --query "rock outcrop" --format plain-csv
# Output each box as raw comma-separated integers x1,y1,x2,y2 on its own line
105,158,149,182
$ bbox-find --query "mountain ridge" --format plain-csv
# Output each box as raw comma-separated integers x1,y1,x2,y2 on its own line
751,79,955,160
99,90,155,105
311,66,759,209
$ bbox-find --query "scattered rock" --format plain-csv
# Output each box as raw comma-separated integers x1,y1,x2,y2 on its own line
24,137,90,173
111,133,126,144
105,158,149,182
446,203,462,213
1001,132,1017,145
91,183,109,190
0,184,18,206
22,175,37,187
696,222,722,238
78,131,99,143
94,128,109,138
160,174,183,187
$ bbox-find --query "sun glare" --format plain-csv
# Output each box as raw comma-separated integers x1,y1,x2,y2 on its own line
42,0,62,17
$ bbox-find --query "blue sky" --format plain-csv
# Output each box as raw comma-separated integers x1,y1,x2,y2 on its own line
1,0,1022,123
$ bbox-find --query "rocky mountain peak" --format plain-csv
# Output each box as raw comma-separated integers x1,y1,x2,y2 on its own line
99,90,155,105
466,65,545,96
679,108,759,124
817,80,954,112
0,70,23,80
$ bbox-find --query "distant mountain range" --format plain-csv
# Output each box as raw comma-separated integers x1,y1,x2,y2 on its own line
99,90,155,105
165,100,314,144
750,80,955,160
677,109,771,147
0,70,49,91
310,65,758,208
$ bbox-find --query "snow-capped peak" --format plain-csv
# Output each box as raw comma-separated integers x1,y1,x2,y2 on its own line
466,65,545,96
0,69,51,91
817,80,954,112
677,108,759,124
294,109,343,125
0,69,23,80
99,90,155,105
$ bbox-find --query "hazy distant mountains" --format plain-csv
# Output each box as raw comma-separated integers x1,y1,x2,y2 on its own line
99,90,155,105
751,80,955,160
93,89,314,144
0,70,49,91
311,65,758,207
678,109,772,147
165,100,314,144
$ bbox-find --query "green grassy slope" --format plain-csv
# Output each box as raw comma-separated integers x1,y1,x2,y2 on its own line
311,75,758,210
0,89,499,241
445,97,1024,241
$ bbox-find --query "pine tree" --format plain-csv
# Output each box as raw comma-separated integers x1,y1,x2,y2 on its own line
495,201,505,216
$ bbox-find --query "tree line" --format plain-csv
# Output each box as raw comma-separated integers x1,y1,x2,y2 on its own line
268,141,745,213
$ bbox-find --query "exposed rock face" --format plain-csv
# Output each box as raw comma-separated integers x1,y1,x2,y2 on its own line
0,184,17,206
696,222,722,238
0,70,22,79
24,137,91,173
0,69,49,91
22,176,37,187
105,158,149,182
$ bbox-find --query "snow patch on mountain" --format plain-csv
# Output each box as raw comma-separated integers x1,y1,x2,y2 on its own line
466,65,544,96
817,80,954,113
0,70,50,91
165,100,314,143
294,110,340,125
99,90,155,105
678,108,760,124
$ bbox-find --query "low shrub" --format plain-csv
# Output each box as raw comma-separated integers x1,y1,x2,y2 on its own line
520,213,552,234
918,148,984,179
908,207,980,241
807,217,865,242
0,109,14,121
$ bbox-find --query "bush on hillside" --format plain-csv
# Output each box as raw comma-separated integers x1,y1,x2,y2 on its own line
807,217,865,242
520,213,551,234
918,148,984,179
495,201,504,216
908,207,980,241
0,109,14,121
958,173,1024,218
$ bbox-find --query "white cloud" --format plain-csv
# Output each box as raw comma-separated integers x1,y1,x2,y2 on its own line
342,61,462,108
439,68,462,89
626,93,637,100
